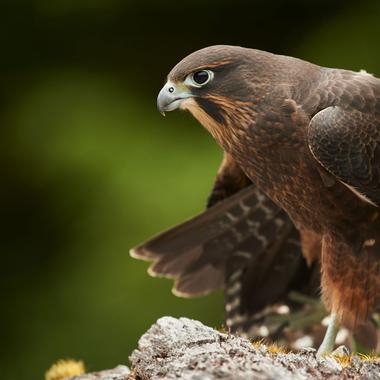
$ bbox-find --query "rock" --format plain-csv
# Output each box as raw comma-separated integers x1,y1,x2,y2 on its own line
66,317,380,379
130,316,380,380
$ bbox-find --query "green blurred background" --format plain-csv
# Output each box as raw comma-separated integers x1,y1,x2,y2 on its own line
1,0,380,378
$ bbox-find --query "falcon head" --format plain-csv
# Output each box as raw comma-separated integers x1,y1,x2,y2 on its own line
157,45,261,141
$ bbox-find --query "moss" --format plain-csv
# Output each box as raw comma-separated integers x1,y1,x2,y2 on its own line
45,359,85,380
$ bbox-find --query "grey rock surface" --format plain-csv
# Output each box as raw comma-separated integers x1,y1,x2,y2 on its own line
67,317,380,379
130,316,380,380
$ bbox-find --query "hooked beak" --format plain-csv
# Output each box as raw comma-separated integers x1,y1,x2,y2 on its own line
157,81,193,116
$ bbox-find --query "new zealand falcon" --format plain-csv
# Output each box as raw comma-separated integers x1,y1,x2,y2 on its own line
131,46,380,355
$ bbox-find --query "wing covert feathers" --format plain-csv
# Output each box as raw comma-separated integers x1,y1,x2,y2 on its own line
131,185,279,297
308,106,380,206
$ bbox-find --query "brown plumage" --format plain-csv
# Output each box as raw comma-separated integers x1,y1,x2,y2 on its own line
133,45,380,351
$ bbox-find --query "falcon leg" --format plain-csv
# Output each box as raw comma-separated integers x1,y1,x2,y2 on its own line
317,313,339,357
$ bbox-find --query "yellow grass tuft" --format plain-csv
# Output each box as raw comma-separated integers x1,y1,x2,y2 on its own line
251,339,289,354
357,352,380,362
331,354,352,368
332,352,379,367
45,359,86,380
266,342,289,354
251,338,265,350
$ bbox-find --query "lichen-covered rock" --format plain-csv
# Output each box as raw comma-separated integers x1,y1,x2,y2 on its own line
130,317,380,380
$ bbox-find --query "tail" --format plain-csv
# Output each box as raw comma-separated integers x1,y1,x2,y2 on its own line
224,223,320,334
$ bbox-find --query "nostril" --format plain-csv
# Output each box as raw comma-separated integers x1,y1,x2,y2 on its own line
168,87,174,93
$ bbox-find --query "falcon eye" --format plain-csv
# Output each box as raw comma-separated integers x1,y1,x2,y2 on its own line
193,70,210,85
185,69,214,88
